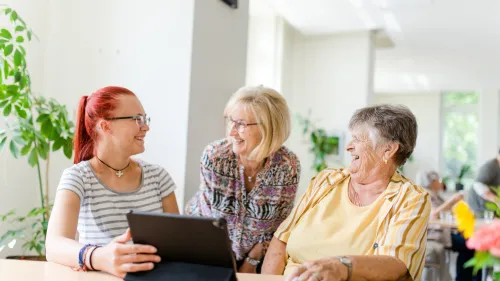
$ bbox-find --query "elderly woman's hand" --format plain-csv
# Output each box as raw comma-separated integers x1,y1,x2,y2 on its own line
285,257,348,281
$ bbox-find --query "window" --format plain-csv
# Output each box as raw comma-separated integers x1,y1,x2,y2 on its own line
441,92,479,189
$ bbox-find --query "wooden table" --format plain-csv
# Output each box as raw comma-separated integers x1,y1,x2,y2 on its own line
0,259,284,281
428,218,488,229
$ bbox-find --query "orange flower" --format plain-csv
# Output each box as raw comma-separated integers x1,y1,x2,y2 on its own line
453,200,475,239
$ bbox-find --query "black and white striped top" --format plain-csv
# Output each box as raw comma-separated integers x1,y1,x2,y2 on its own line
56,160,176,245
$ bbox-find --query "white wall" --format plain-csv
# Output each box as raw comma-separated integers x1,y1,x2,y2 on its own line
1,0,249,256
245,0,281,89
478,89,500,165
282,29,375,196
375,47,500,93
42,0,196,210
183,0,249,206
373,93,441,181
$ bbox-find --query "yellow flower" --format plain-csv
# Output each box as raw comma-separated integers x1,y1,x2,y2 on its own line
453,200,475,239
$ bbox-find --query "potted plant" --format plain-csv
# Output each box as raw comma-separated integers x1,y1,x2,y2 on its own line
297,112,340,173
455,164,472,191
0,7,74,259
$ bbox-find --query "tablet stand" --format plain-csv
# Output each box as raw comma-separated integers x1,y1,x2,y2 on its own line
124,261,237,281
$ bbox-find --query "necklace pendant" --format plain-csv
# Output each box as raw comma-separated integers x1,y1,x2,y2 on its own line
116,170,124,177
248,176,252,182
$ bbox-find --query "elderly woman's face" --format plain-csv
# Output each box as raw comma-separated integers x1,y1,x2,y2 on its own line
226,104,263,159
346,127,386,182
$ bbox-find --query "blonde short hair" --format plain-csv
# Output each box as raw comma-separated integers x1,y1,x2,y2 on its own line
224,85,291,162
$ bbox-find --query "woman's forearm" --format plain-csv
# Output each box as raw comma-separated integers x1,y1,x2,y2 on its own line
349,255,408,281
45,236,83,268
262,237,287,275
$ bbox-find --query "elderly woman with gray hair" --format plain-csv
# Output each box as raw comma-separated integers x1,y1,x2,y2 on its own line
262,104,430,281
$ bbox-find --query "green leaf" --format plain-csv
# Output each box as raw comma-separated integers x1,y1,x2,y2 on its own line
10,11,18,22
41,121,53,137
7,85,19,94
15,26,25,32
4,60,9,79
0,100,9,108
15,105,27,118
3,104,12,116
13,135,26,145
4,8,12,15
15,36,23,43
311,131,318,144
19,76,27,89
9,140,19,158
20,143,31,155
18,45,26,55
28,147,38,166
41,220,48,231
63,141,73,159
14,71,21,82
0,136,7,151
36,114,50,123
485,201,498,212
38,141,48,160
0,29,12,39
27,30,32,41
4,44,13,56
465,251,493,275
52,138,64,151
14,49,22,66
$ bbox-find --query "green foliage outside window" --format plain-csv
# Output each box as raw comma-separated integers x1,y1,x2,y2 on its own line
442,92,478,189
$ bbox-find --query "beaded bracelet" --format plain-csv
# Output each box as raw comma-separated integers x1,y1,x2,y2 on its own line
72,244,96,272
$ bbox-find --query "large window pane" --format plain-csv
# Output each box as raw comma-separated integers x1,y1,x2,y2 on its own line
442,92,478,189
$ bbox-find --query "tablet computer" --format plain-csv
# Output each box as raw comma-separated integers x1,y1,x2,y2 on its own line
126,211,237,271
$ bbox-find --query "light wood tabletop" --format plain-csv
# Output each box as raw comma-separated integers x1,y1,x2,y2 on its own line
0,259,285,281
429,218,488,229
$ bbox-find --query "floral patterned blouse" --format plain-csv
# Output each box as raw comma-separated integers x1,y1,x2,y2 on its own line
185,138,301,261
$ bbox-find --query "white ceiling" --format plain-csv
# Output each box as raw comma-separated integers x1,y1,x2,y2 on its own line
267,0,500,91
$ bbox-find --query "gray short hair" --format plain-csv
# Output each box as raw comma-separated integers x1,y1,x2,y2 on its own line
416,170,439,189
349,104,417,166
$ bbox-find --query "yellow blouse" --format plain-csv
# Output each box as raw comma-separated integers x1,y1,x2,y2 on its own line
274,168,430,281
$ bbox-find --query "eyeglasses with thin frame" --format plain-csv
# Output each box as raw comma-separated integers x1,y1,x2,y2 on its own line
224,116,259,133
105,115,151,128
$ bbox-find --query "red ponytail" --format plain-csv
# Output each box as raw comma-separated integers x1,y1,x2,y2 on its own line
73,86,136,164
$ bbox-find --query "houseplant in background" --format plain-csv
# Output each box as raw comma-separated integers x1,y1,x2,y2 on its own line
0,7,74,259
297,112,340,173
455,164,472,191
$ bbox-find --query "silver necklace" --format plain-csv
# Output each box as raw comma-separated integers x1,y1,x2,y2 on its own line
97,156,131,177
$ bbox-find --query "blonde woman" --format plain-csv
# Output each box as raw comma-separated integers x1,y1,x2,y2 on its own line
185,85,301,274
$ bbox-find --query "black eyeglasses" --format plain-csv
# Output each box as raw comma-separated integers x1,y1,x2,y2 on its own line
105,115,150,128
224,116,259,133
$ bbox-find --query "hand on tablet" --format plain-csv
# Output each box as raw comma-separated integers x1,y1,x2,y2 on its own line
92,228,161,278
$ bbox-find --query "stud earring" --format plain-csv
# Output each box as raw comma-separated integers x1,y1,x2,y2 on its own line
383,158,388,164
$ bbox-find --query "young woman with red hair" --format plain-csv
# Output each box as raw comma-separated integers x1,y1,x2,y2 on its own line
46,86,179,278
